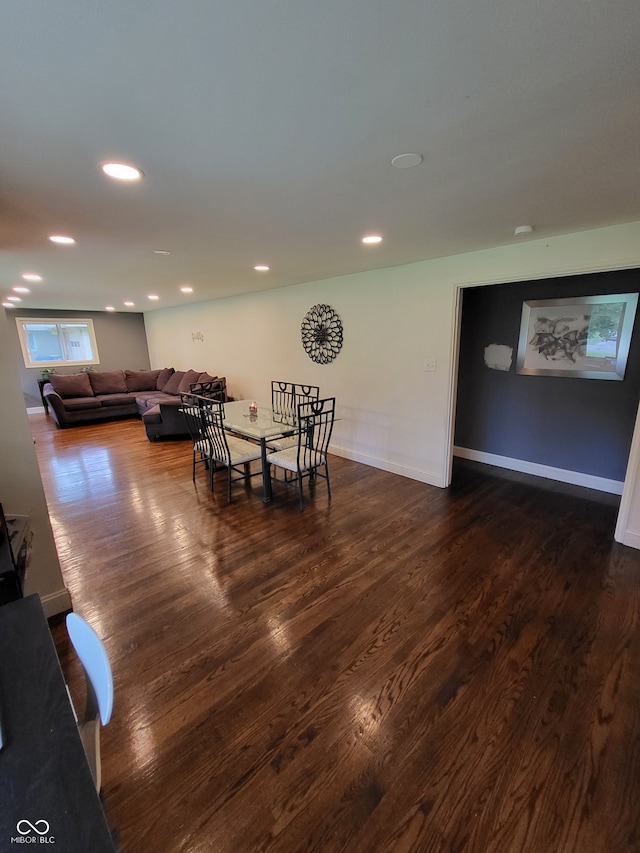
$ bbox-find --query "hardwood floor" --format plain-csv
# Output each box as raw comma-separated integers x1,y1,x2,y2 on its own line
31,412,640,852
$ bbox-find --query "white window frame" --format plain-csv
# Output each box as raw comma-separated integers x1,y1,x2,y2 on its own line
15,317,101,369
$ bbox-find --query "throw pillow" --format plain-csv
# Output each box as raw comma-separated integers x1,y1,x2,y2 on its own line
156,367,175,391
125,369,162,392
162,370,186,396
197,372,218,384
88,370,127,395
50,372,94,398
178,369,204,394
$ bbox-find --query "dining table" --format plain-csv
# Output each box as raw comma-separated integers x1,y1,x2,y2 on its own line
223,399,298,503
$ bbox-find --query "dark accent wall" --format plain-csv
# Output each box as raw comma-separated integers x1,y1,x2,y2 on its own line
10,309,150,408
454,268,640,482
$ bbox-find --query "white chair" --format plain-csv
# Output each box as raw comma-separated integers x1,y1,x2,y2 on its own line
267,397,335,509
66,612,114,793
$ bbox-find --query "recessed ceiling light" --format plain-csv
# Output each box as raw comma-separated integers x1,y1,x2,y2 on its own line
254,265,270,272
148,294,159,301
6,296,21,302
180,285,193,293
124,301,135,307
105,306,115,312
13,286,30,294
2,302,15,308
390,153,423,169
101,163,144,181
514,225,534,236
22,273,43,282
49,235,76,244
362,234,383,244
153,250,170,255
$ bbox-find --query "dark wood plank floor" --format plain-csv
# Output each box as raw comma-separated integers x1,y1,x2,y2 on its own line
30,412,640,853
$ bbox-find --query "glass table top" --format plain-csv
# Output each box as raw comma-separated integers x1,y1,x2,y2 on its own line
223,399,297,440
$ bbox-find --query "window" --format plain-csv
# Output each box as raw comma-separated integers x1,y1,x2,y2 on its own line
16,318,100,368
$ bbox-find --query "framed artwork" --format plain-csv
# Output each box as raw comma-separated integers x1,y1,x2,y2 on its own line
516,292,638,380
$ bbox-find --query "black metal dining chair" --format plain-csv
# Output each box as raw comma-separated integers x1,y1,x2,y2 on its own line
201,403,263,501
270,380,295,423
179,393,216,484
267,381,320,452
266,397,335,509
189,377,227,402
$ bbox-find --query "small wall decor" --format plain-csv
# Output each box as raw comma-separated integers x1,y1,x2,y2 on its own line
301,304,343,364
516,292,638,380
484,344,513,371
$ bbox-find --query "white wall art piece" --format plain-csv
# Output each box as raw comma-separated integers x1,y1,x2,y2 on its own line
484,344,513,371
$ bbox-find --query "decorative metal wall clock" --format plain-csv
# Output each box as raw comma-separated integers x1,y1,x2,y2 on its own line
301,304,343,364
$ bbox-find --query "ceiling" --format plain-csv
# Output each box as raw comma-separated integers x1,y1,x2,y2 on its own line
1,0,640,313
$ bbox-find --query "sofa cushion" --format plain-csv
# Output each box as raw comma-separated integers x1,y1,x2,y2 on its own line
134,394,167,412
50,372,94,398
178,369,203,394
197,372,218,384
148,393,180,403
88,370,127,395
133,391,162,403
62,396,102,410
95,393,136,408
142,404,162,424
125,369,161,392
162,370,186,395
156,367,175,391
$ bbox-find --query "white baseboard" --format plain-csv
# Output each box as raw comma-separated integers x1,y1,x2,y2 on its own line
453,446,623,495
617,529,640,549
27,406,46,414
39,587,73,618
330,443,446,487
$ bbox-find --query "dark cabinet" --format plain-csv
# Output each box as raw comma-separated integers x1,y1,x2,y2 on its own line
0,504,31,605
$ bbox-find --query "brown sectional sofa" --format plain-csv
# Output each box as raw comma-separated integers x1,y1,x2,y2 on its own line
43,368,228,440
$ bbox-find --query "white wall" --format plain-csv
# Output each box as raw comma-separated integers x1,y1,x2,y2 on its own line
0,310,71,615
146,265,457,486
145,220,640,495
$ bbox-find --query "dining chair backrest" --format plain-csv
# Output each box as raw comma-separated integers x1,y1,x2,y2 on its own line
271,381,295,423
201,402,231,462
293,383,320,408
271,381,320,427
180,390,222,410
189,378,227,402
179,393,218,445
297,397,335,469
